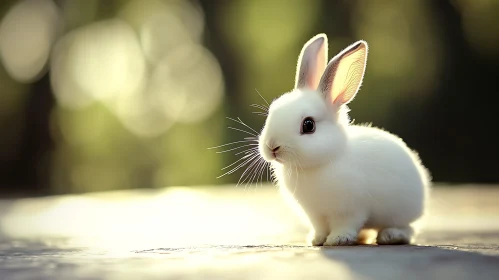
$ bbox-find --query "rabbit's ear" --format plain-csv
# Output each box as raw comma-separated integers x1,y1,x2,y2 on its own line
319,40,368,107
295,34,328,90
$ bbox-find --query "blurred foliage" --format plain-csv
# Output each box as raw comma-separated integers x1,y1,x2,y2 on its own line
0,0,498,196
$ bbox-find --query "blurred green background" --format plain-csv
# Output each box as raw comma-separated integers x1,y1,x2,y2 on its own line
0,0,498,197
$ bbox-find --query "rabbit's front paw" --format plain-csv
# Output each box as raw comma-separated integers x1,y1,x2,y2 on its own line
308,231,327,246
324,232,357,246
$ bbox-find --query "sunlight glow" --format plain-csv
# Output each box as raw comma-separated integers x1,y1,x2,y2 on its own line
70,19,146,102
0,187,301,253
0,0,61,83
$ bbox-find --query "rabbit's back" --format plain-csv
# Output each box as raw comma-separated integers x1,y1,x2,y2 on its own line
345,124,430,227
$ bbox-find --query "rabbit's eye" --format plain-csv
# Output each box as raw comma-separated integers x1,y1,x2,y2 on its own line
301,117,315,134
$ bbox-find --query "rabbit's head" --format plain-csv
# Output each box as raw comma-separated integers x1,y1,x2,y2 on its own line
259,34,368,168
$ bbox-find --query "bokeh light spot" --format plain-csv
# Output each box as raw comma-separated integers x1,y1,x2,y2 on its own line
0,0,61,83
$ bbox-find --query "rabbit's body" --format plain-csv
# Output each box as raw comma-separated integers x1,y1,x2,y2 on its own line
258,34,430,246
275,121,428,238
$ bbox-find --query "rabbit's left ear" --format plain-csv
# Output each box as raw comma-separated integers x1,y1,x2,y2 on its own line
319,40,368,107
295,34,328,90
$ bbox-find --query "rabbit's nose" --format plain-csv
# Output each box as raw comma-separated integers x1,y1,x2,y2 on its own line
266,142,280,152
265,141,281,156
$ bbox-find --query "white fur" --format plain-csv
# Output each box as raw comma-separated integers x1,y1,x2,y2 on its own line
258,34,430,246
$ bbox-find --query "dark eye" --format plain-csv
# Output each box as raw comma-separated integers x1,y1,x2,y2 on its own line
301,117,315,134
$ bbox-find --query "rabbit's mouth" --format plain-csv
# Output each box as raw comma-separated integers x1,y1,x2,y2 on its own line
271,149,284,163
274,152,289,164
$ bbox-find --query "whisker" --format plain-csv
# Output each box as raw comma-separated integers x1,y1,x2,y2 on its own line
243,159,261,190
255,88,270,107
237,117,261,135
226,117,260,135
208,139,257,149
258,161,268,188
218,153,259,178
237,154,262,188
216,143,259,154
252,158,267,188
228,126,256,137
250,104,268,111
250,158,265,189
235,147,259,156
266,162,270,183
212,114,267,187
257,161,267,188
252,111,268,116
221,153,254,170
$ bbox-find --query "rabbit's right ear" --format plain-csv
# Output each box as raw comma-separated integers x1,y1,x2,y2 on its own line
295,34,328,90
319,40,368,107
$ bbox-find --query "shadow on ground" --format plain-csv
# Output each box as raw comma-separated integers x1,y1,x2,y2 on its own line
134,244,499,280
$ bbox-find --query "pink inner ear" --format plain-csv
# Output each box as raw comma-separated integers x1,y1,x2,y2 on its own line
322,41,367,107
333,91,346,105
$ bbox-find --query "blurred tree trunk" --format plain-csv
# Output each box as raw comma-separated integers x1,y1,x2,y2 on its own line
2,74,55,197
393,0,499,183
199,1,243,116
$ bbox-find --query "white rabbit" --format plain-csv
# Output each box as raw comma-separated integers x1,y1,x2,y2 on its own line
258,34,430,246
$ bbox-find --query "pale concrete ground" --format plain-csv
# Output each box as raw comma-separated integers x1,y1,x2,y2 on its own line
0,184,498,279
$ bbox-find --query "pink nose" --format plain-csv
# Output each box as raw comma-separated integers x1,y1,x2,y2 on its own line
269,145,280,157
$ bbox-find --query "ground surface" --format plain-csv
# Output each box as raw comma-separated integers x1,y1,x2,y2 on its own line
0,184,498,280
